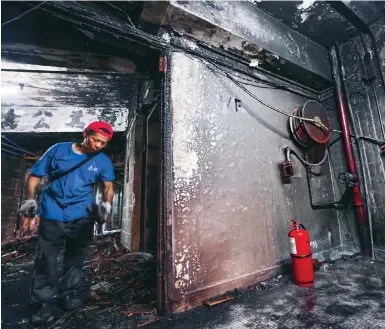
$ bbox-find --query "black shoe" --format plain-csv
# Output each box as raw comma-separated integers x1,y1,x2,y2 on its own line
57,294,83,311
31,302,54,325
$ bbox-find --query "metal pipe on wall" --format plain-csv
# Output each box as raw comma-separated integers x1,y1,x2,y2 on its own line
336,45,375,260
329,46,370,256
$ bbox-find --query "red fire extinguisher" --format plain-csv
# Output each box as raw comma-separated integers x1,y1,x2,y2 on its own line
288,219,314,287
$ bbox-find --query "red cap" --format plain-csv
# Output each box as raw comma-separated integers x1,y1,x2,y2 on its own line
83,121,114,139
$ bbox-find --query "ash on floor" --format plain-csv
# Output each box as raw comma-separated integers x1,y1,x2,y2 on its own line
2,253,385,329
1,235,157,329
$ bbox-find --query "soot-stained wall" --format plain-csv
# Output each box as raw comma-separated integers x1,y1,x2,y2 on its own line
1,67,143,133
371,17,385,83
1,153,25,241
121,116,137,249
338,22,385,261
165,53,353,312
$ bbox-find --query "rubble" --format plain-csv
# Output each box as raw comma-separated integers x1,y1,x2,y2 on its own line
1,237,36,265
80,235,157,308
2,232,158,328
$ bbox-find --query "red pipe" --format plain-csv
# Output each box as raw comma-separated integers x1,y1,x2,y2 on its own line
335,91,365,224
329,46,368,253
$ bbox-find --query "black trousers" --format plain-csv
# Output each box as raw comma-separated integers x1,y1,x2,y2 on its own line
30,217,94,304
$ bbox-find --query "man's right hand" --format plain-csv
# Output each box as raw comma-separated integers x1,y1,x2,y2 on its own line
19,200,38,218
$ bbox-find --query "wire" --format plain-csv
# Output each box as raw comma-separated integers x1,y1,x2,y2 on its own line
103,1,135,28
196,54,293,92
35,0,320,99
1,136,39,156
287,147,329,167
331,129,385,145
209,65,329,131
2,148,23,158
194,57,330,131
208,65,279,90
2,1,48,26
1,142,37,157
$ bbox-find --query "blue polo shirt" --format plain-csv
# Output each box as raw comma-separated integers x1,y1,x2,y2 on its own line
30,142,115,222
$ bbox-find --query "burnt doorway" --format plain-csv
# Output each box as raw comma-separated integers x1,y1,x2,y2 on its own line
1,1,166,324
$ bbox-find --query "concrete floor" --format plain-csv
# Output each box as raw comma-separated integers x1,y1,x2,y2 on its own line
2,256,385,329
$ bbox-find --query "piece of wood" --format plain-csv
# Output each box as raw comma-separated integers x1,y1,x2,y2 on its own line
203,296,234,307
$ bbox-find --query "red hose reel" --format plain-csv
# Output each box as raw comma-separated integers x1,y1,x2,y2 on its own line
289,100,332,148
282,100,332,178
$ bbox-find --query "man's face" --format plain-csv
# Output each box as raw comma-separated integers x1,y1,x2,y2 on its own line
84,132,110,153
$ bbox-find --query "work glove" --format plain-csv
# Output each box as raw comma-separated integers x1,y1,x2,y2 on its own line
19,200,38,218
87,201,112,225
99,201,112,224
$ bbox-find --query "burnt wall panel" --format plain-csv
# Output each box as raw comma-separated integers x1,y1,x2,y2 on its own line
339,30,385,260
167,53,345,312
1,153,25,241
371,17,385,89
121,116,137,250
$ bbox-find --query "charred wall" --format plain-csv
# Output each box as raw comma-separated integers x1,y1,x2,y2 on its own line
1,153,26,241
121,117,137,249
337,20,385,261
321,96,361,251
165,53,353,312
371,17,385,86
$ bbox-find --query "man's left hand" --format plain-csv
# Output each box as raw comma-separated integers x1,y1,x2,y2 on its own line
99,201,112,223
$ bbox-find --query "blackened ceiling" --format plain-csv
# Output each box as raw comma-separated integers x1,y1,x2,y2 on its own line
2,1,384,60
252,0,384,48
253,1,353,47
2,0,384,96
1,1,159,75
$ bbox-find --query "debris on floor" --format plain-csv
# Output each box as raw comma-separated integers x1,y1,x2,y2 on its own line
122,306,157,327
1,232,158,328
2,253,385,329
80,235,157,308
203,296,234,307
1,237,36,265
312,258,321,271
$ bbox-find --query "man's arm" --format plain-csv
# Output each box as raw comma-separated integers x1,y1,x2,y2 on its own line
24,174,42,200
19,144,57,217
19,174,41,218
103,181,114,204
98,157,115,222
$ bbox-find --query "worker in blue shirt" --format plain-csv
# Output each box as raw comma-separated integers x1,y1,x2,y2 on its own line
19,121,115,325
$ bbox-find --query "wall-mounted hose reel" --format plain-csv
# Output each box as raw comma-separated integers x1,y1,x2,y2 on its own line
289,100,331,148
282,100,331,178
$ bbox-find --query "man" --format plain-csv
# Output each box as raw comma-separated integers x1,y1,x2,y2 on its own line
19,121,115,324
